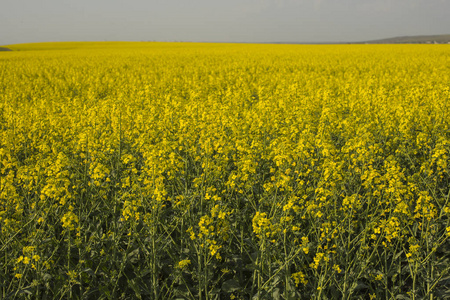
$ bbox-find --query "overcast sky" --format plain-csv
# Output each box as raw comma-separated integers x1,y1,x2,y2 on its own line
1,0,449,45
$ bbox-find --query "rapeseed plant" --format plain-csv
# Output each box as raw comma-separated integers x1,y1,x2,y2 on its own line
0,42,449,299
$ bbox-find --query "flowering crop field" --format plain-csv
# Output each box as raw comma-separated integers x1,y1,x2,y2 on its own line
0,42,449,299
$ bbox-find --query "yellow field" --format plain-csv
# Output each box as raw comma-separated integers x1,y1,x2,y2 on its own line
0,42,449,299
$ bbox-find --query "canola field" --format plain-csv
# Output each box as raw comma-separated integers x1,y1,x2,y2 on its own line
0,42,449,299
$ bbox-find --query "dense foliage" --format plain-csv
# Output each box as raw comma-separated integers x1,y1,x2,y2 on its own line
0,42,449,299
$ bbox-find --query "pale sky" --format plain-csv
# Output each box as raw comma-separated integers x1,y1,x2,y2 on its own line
1,0,449,45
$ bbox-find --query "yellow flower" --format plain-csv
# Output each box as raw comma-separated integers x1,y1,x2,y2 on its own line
333,264,342,274
177,259,191,269
61,210,79,231
67,270,78,282
291,271,308,286
186,227,196,240
209,244,222,257
252,212,275,239
310,252,329,270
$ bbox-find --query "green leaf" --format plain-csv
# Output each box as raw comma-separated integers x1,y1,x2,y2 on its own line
395,294,411,300
127,248,140,263
43,273,52,281
222,279,240,293
18,289,33,295
81,268,95,276
272,287,280,300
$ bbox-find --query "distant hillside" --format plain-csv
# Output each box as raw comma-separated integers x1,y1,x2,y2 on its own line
362,34,450,44
0,47,12,51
